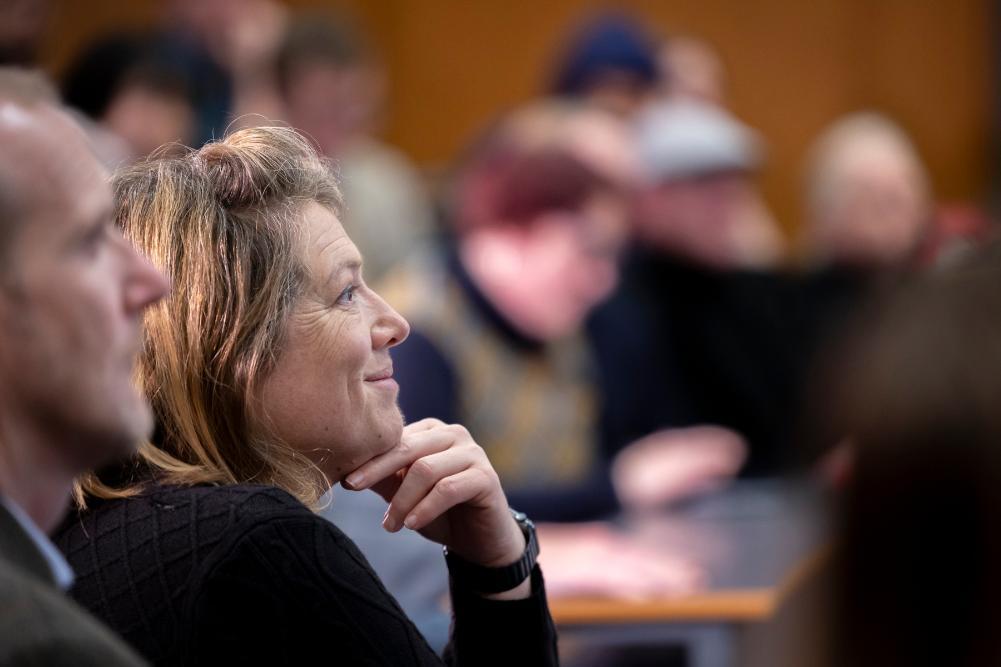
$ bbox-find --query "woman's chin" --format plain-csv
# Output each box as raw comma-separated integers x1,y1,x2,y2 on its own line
320,410,406,484
376,411,406,454
360,410,406,460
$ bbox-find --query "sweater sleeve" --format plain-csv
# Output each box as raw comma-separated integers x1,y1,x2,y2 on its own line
184,510,558,666
443,565,558,665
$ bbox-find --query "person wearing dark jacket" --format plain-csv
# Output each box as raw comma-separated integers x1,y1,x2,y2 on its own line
0,68,167,666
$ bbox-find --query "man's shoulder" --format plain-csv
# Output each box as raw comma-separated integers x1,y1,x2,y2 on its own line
0,557,144,666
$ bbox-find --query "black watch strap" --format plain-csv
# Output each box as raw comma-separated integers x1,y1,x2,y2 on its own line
443,508,539,594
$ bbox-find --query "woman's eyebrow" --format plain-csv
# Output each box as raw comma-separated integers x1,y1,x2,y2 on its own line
327,258,362,284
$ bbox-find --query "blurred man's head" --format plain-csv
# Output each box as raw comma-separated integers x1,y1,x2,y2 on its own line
0,68,168,471
632,100,778,268
802,112,931,268
551,13,659,118
166,0,285,69
658,35,727,106
276,12,383,157
62,34,195,160
452,101,637,340
0,0,50,66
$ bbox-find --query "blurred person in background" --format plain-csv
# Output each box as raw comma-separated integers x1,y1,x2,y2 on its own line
0,66,167,666
377,99,725,602
0,0,50,66
793,114,936,470
551,12,660,119
551,17,731,117
61,34,195,164
275,11,434,283
593,98,789,476
751,245,1001,666
825,248,1001,667
653,32,787,265
800,112,932,270
158,0,288,143
632,100,784,269
657,34,728,106
48,0,287,149
392,100,652,520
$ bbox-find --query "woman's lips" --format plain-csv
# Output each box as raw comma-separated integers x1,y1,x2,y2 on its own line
364,367,397,389
364,367,393,382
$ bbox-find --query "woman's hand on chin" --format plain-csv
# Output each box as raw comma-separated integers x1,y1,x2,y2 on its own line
341,418,528,579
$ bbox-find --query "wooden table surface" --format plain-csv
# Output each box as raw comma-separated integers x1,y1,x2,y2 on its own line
550,479,827,625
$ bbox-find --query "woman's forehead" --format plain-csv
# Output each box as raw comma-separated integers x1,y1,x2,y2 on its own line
303,201,362,273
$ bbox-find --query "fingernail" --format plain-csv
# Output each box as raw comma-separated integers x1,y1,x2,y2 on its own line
345,472,365,489
383,511,397,532
403,514,417,530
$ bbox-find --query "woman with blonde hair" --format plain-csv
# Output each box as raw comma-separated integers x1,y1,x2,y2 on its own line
54,126,557,666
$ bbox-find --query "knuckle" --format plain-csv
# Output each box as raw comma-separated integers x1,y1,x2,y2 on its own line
444,423,470,440
471,466,498,489
409,458,436,481
434,476,459,500
409,417,438,431
460,441,489,465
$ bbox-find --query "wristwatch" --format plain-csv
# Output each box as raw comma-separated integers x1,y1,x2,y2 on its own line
443,508,539,594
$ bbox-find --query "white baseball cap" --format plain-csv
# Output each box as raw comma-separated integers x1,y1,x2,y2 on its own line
635,99,763,183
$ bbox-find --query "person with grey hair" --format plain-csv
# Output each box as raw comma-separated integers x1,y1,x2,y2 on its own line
783,113,935,475
800,112,932,268
0,67,168,666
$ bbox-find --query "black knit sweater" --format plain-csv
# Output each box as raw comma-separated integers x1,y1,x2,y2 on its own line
54,484,558,666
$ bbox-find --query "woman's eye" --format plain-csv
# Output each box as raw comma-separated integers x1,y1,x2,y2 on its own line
336,284,357,305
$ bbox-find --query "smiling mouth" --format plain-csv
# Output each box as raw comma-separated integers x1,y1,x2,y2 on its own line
364,367,394,382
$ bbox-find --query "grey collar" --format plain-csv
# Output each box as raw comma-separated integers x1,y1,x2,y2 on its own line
0,496,74,590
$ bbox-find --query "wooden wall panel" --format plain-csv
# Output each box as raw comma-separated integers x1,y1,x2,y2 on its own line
35,0,995,235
